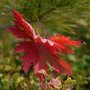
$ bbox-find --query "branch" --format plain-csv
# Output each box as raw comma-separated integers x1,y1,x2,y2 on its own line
38,0,42,17
39,2,62,19
39,7,56,19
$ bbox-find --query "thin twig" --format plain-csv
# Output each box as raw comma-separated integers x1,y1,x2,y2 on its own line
39,2,62,19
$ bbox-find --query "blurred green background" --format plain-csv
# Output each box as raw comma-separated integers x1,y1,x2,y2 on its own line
0,0,90,90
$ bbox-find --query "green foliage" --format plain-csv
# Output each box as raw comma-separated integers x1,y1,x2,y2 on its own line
62,77,76,90
0,0,86,34
0,0,90,90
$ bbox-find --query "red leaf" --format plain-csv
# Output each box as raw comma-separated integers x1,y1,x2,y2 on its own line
7,10,82,81
50,34,82,54
15,41,33,53
50,34,81,46
7,26,30,39
7,10,37,40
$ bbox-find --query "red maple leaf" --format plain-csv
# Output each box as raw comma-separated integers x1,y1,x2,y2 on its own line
7,10,82,80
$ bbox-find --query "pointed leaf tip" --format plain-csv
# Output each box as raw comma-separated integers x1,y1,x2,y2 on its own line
12,9,23,19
